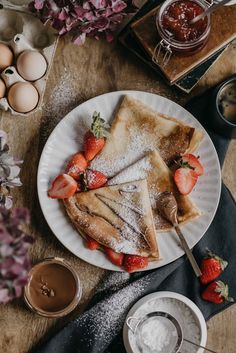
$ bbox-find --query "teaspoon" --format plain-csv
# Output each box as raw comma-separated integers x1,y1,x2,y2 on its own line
190,0,233,24
156,191,202,277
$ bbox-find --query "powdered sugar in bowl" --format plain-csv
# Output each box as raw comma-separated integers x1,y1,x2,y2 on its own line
123,291,207,353
126,311,183,353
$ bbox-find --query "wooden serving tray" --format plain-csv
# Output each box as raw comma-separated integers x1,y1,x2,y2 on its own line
131,4,236,84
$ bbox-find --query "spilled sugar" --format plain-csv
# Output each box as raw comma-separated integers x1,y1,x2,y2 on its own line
40,71,84,146
75,275,151,350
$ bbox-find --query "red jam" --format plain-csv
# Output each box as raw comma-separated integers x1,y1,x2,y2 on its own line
162,0,208,42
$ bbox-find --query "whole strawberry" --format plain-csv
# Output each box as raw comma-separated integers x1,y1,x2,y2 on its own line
200,250,228,285
202,281,234,304
84,112,110,161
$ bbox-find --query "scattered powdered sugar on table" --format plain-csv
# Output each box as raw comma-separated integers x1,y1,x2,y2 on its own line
129,297,201,353
40,71,84,146
76,276,151,350
96,272,130,294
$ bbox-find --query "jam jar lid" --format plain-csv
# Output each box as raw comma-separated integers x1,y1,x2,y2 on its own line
24,257,82,318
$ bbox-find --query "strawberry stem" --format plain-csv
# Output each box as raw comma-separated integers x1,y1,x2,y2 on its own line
206,249,228,270
174,158,195,170
90,112,110,139
215,281,234,302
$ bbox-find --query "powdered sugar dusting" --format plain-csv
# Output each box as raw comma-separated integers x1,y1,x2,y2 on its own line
91,127,157,178
40,71,85,146
92,186,149,254
108,156,171,230
75,275,151,350
108,156,152,186
96,272,131,294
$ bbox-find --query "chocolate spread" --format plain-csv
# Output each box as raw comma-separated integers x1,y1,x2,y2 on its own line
28,262,77,312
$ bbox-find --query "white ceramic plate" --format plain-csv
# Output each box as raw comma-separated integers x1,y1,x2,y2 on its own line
123,291,207,353
37,90,221,271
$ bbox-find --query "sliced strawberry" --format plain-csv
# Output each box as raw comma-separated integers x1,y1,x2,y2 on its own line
48,174,77,199
85,169,107,190
84,112,110,161
105,248,124,267
174,167,198,195
65,152,88,180
181,154,204,176
85,237,100,250
124,255,148,273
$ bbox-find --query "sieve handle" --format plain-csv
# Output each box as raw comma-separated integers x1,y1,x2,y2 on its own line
126,316,141,333
184,338,218,353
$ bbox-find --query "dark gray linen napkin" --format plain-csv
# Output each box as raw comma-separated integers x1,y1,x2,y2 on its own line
32,90,236,353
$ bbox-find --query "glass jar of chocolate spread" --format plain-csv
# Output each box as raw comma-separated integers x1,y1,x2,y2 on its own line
154,0,211,65
24,257,82,318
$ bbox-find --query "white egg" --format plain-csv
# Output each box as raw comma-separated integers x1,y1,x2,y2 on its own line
8,82,39,113
17,50,47,81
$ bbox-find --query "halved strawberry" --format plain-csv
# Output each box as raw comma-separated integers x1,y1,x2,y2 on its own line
85,237,100,250
124,255,148,273
174,168,198,195
48,174,77,199
105,248,124,267
181,154,204,176
85,169,107,190
65,152,88,180
84,112,110,161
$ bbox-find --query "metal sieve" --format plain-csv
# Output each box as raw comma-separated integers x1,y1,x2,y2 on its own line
126,311,217,353
126,311,182,353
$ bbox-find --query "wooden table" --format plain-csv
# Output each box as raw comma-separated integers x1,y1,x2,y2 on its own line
0,36,236,353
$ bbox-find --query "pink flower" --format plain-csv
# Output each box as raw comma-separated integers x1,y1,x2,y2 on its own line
90,0,107,9
94,17,109,30
34,0,44,10
58,9,68,20
112,0,127,13
0,208,33,304
29,0,136,45
74,6,88,19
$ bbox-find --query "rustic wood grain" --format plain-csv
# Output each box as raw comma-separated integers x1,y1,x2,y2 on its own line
0,35,235,353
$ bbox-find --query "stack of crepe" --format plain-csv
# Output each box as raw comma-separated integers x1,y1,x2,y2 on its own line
64,96,203,261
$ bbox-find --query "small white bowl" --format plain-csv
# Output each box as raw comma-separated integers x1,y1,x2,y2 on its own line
123,291,207,353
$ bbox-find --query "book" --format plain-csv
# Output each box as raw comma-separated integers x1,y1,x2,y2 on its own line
119,0,233,93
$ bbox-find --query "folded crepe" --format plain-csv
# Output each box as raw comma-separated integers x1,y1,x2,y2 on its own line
91,95,203,178
108,150,201,231
63,180,159,259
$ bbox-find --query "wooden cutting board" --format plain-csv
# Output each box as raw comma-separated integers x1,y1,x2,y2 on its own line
131,4,236,83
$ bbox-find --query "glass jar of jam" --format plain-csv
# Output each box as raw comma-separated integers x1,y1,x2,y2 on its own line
154,0,211,65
